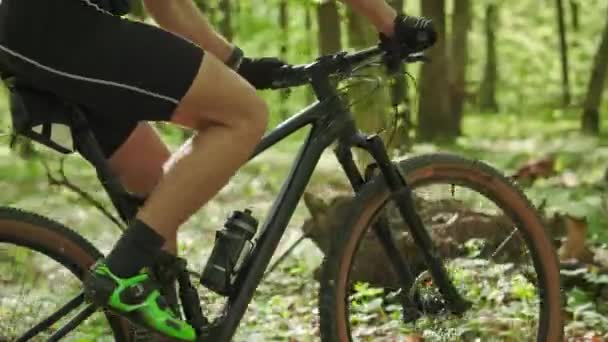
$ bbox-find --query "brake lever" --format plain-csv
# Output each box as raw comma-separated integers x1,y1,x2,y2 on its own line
384,51,429,121
383,49,429,77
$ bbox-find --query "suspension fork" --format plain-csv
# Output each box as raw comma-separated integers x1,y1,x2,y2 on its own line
334,138,420,318
353,134,470,315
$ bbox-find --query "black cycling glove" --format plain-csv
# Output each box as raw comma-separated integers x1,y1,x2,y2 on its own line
225,46,287,90
380,14,437,54
238,57,287,90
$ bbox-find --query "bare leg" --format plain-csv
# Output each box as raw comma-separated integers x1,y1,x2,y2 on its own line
109,122,169,197
108,122,180,253
136,53,268,240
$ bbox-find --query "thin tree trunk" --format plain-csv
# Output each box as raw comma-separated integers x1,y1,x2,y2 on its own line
233,0,240,22
556,0,571,106
581,10,608,135
347,8,391,164
347,8,388,133
278,0,289,119
218,0,233,41
418,0,453,140
479,4,499,113
279,0,288,58
449,0,471,136
305,3,316,104
388,0,411,149
317,0,342,55
569,0,579,32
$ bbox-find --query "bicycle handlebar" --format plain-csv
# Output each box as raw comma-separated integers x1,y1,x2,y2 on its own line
268,46,428,90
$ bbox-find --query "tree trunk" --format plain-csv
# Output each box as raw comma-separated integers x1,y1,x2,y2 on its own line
233,0,240,21
218,0,233,41
556,0,571,106
479,4,499,113
569,0,579,31
449,0,471,136
418,0,454,141
305,3,316,104
581,10,608,135
388,0,412,150
317,0,342,55
346,8,389,133
278,0,289,119
279,0,288,58
346,8,393,164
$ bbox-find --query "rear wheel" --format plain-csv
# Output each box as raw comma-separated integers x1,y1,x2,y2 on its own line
320,154,563,341
0,207,131,341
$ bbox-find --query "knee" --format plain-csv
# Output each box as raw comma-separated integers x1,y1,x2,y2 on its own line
235,92,269,142
248,95,269,137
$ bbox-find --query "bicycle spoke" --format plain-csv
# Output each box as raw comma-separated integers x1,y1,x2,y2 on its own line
491,227,520,260
47,304,97,342
17,292,85,342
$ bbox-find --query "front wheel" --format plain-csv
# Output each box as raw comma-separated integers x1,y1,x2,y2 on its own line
319,154,563,341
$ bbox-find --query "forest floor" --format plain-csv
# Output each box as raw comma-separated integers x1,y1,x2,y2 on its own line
2,110,608,341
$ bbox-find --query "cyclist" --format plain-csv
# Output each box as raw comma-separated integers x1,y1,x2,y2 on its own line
0,0,435,340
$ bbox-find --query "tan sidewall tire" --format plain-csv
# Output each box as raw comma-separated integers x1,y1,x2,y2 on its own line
0,207,132,341
319,154,563,342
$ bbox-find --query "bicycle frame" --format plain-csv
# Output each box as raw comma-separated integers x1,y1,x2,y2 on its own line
19,51,467,342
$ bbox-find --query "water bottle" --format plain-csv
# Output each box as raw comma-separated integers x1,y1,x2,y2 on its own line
200,209,258,295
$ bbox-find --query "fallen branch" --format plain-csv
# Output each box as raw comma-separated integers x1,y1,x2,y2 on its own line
41,157,125,231
264,234,307,279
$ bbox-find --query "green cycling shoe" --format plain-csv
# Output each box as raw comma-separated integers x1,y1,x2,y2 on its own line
84,261,196,341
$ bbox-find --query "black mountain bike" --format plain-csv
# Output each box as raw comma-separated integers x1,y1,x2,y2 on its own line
0,45,562,341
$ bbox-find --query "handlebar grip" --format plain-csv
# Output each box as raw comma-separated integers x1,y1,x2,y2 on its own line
269,65,309,89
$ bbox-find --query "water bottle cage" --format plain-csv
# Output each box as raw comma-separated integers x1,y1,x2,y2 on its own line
200,209,258,296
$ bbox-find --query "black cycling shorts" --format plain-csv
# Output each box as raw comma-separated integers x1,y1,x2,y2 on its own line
0,0,204,156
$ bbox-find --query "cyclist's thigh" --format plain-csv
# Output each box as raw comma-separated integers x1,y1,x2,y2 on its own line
171,53,268,130
0,0,203,155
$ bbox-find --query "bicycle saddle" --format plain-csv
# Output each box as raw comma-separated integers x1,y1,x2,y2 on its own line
1,71,78,154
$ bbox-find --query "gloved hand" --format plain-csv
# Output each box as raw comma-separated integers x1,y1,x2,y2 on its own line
380,14,437,55
237,57,287,90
